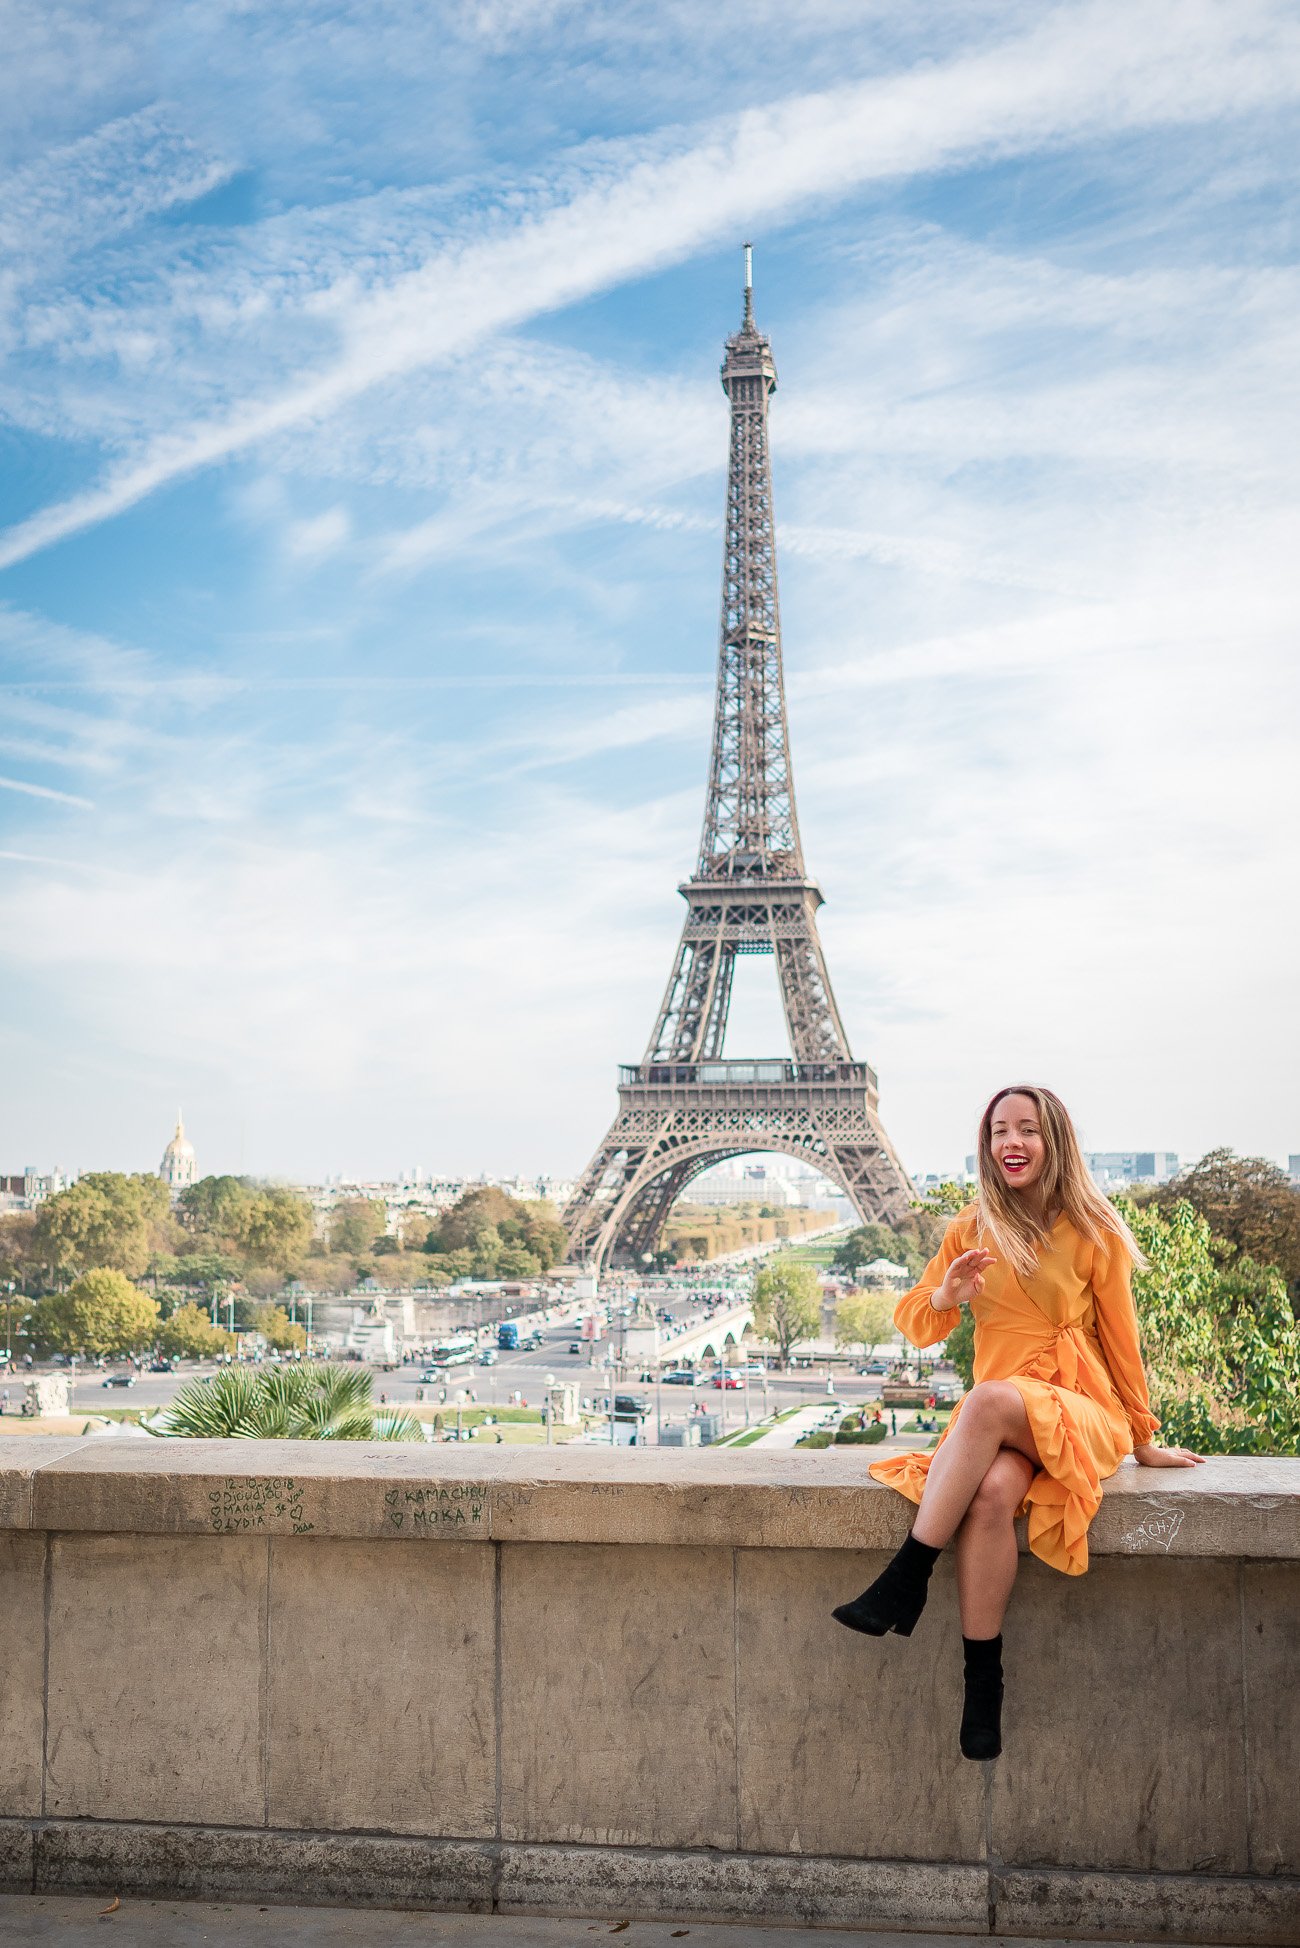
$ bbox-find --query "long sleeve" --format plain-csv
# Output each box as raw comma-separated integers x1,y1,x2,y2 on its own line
893,1216,969,1349
1091,1230,1160,1445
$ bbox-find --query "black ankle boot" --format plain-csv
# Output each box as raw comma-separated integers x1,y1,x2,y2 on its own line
959,1634,1004,1759
832,1533,940,1638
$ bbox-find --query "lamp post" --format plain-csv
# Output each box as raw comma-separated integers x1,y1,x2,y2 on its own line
544,1371,555,1445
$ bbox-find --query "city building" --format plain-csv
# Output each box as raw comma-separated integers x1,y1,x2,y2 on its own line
159,1112,197,1192
961,1152,1179,1188
0,1166,75,1213
1084,1152,1180,1188
1289,1155,1300,1186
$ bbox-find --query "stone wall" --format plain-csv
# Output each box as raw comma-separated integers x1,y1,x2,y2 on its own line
0,1437,1296,1943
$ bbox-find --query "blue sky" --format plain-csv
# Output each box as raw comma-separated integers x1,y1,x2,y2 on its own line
1,0,1297,1184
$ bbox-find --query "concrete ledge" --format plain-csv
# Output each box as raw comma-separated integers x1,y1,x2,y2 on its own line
2,1438,1297,1557
990,1866,1300,1945
2,1823,1296,1944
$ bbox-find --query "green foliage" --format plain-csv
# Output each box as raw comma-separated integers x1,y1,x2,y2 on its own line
176,1176,312,1273
1150,1149,1300,1309
834,1290,895,1358
153,1363,423,1440
329,1197,389,1257
35,1268,160,1358
795,1430,832,1449
32,1173,171,1281
945,1307,976,1388
752,1259,822,1367
0,1211,36,1290
156,1302,235,1361
1122,1196,1300,1455
422,1188,567,1279
833,1222,921,1278
915,1181,972,1219
834,1425,887,1445
253,1303,307,1352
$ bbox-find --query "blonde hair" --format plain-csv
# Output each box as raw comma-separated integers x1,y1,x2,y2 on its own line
974,1083,1146,1280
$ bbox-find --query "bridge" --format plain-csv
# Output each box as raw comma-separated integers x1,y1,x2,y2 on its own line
623,1301,756,1369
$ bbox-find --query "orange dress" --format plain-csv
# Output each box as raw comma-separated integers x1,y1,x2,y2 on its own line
868,1207,1160,1576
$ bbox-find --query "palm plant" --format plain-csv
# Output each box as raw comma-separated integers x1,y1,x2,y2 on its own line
150,1362,424,1441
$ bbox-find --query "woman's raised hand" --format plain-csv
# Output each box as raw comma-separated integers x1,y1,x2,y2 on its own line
938,1248,996,1309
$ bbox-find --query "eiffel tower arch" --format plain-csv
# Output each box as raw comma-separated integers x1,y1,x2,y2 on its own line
564,251,912,1270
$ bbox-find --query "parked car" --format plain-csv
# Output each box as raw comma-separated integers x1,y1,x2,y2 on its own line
612,1393,648,1420
102,1373,135,1389
857,1358,889,1375
661,1368,696,1385
148,1358,174,1373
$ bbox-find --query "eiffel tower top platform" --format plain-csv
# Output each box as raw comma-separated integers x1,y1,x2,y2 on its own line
564,251,912,1269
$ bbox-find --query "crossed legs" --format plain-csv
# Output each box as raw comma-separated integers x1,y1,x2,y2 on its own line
911,1380,1041,1637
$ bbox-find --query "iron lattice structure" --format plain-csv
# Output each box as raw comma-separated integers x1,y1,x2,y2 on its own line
564,261,912,1268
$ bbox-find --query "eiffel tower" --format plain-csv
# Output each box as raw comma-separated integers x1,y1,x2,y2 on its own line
564,250,912,1269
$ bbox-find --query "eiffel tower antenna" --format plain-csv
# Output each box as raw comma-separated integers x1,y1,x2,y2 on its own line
564,248,912,1269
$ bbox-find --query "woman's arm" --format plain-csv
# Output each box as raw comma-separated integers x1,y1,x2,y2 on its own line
1092,1229,1199,1465
894,1217,980,1349
1090,1230,1160,1444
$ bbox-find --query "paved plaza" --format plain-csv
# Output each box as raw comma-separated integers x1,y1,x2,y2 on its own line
0,1899,1208,1948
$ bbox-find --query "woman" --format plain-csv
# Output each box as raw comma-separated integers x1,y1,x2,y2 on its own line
832,1084,1200,1760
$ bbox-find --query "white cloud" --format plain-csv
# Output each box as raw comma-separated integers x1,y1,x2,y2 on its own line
3,0,1298,568
0,773,94,808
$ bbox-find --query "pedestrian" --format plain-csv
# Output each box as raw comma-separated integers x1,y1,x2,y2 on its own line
889,1409,896,1436
833,1083,1200,1762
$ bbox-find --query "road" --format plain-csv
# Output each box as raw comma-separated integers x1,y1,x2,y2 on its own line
3,1289,937,1444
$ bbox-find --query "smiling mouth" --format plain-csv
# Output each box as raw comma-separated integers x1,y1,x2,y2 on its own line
1002,1155,1030,1174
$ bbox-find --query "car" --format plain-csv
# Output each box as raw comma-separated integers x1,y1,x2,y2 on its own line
148,1358,174,1373
102,1373,135,1389
710,1371,743,1389
567,1341,583,1355
419,1367,441,1384
478,1348,498,1366
612,1393,648,1419
744,1361,767,1377
857,1359,889,1375
661,1369,696,1385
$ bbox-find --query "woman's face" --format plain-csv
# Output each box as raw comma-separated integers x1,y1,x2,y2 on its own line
988,1093,1047,1193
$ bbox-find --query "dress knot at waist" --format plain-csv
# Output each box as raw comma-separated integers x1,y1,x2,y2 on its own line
1021,1319,1098,1392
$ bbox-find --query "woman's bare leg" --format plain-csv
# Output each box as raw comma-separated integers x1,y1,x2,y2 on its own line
911,1381,1040,1549
955,1447,1035,1638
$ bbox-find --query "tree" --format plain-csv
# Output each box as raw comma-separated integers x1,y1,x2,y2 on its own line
154,1364,422,1440
253,1304,307,1352
177,1176,312,1274
0,1212,37,1292
944,1308,976,1389
426,1188,568,1272
241,1185,313,1271
834,1291,896,1361
328,1197,389,1257
1122,1196,1300,1455
1152,1150,1300,1310
33,1173,173,1282
156,1302,235,1361
834,1223,921,1279
35,1269,159,1359
752,1260,822,1368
